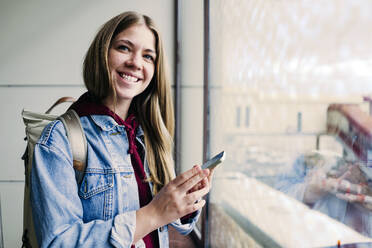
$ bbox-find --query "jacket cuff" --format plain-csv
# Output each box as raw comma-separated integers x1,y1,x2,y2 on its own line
110,210,136,247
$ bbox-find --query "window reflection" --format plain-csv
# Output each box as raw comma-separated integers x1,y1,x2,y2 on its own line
208,0,372,247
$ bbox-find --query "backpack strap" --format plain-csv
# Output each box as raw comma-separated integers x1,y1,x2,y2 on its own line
58,109,87,172
46,97,75,114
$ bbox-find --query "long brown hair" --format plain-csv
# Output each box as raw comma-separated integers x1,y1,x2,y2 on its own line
83,11,175,194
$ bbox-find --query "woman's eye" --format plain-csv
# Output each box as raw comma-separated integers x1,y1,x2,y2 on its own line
144,54,155,62
118,45,129,51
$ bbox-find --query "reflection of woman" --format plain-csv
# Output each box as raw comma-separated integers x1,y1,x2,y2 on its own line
31,11,212,247
276,151,372,240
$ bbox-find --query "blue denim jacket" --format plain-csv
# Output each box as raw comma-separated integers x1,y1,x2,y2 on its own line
31,114,200,248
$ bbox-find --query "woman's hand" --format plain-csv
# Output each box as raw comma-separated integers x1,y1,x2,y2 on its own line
149,165,211,226
188,165,214,194
303,168,330,204
134,165,211,243
304,167,352,204
332,164,372,210
335,192,372,211
304,164,370,205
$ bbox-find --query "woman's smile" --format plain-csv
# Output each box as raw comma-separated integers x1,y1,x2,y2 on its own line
117,71,142,84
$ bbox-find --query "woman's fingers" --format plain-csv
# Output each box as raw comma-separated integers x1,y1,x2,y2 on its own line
171,165,202,187
148,165,214,227
186,165,216,194
208,168,215,184
336,192,364,203
178,168,210,193
184,199,206,214
338,169,351,181
188,176,209,194
184,185,210,205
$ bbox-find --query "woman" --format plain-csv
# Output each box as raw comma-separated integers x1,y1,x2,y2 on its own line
31,11,211,247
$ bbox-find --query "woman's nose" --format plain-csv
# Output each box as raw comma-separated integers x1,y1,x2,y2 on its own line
126,53,142,70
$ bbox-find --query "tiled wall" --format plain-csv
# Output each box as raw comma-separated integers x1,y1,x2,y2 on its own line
0,1,175,247
178,0,205,172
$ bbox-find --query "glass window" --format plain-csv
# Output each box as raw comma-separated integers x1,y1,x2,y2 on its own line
236,106,241,127
245,106,250,128
297,112,302,132
207,0,372,247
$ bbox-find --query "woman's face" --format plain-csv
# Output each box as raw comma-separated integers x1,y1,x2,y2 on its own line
107,24,156,104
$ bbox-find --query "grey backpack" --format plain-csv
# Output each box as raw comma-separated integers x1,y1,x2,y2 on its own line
21,97,87,248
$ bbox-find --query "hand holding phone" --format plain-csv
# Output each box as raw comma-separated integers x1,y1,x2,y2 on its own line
201,151,226,170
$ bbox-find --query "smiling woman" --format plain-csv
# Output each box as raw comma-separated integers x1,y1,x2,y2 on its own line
106,24,156,115
29,11,213,248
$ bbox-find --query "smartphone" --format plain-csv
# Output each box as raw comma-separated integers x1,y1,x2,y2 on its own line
201,151,226,170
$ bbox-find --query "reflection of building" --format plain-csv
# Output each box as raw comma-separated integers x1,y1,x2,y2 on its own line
216,86,369,135
212,86,369,151
211,87,371,183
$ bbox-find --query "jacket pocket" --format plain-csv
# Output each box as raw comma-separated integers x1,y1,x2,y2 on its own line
78,172,114,199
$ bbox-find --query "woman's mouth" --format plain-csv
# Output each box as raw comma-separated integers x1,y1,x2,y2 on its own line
118,72,141,83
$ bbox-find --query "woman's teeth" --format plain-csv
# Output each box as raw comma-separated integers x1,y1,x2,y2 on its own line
119,73,138,82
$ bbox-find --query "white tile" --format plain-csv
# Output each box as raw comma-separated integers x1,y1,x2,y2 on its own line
0,0,175,85
180,87,204,172
179,0,204,87
0,182,24,248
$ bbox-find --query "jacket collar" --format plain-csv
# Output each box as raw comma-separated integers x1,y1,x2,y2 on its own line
90,115,144,137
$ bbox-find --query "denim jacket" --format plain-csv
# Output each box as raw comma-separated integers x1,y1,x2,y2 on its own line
31,114,200,248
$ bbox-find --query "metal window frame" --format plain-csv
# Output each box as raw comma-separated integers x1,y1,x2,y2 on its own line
174,0,182,177
202,0,211,247
174,0,210,246
0,196,3,248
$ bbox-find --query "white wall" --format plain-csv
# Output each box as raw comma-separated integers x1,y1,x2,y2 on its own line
178,0,205,172
0,1,174,247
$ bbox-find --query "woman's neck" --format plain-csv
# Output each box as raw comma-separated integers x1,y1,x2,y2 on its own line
103,97,132,120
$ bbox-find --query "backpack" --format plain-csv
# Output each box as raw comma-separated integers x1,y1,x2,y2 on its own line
21,97,87,248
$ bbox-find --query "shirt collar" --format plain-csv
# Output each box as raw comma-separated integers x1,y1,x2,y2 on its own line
90,115,144,137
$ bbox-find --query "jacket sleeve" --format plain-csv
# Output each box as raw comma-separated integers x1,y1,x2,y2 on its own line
169,210,201,235
274,155,308,202
30,121,136,248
